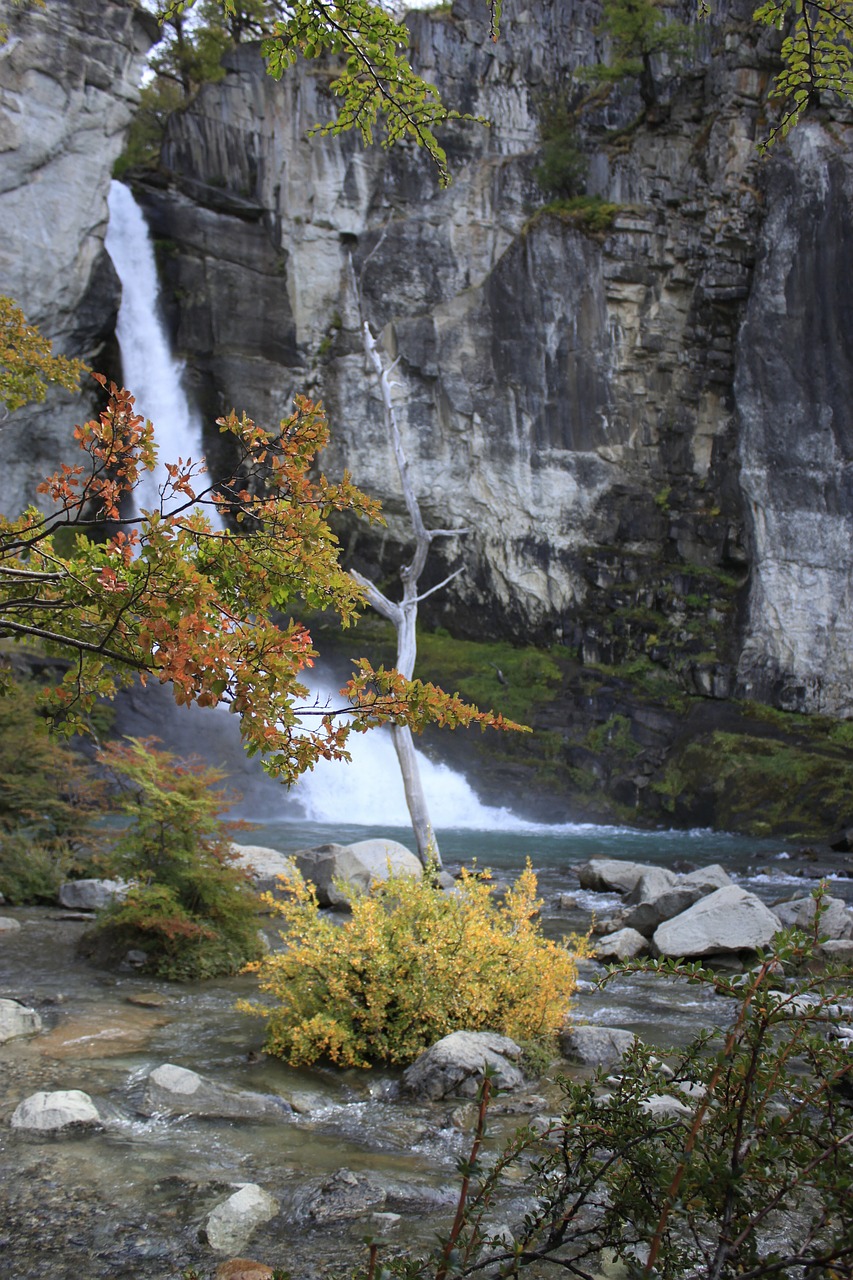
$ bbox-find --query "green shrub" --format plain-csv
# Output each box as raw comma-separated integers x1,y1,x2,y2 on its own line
534,95,588,199
243,861,585,1068
356,900,853,1280
0,675,100,901
82,738,264,981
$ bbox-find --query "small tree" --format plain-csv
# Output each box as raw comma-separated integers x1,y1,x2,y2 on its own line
83,737,263,979
345,266,517,866
580,0,691,110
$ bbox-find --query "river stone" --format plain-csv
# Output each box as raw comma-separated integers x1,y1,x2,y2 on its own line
57,878,129,910
560,1025,638,1066
203,1184,278,1255
772,895,853,939
139,1063,292,1121
593,928,649,961
10,1089,102,1133
214,1262,275,1280
0,998,42,1043
624,867,679,904
305,1168,388,1223
0,916,22,933
815,939,853,962
574,860,656,895
679,864,732,893
653,887,782,958
401,1031,525,1100
229,843,296,895
291,839,422,909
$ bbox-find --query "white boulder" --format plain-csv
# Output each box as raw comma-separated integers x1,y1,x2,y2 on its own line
58,878,129,910
0,998,42,1044
204,1184,278,1254
10,1089,102,1133
139,1063,291,1121
291,839,422,908
653,886,782,958
401,1031,525,1100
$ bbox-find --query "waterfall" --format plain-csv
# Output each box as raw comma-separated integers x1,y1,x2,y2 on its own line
103,180,559,838
104,180,207,514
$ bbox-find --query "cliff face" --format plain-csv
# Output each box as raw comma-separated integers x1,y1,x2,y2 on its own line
0,0,155,514
130,0,853,720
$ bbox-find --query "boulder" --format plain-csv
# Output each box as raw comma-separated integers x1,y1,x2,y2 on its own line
229,844,296,895
138,1064,291,1122
574,860,656,895
653,887,782,958
593,928,649,961
560,1025,638,1066
815,939,853,963
624,867,679,904
303,1168,388,1223
0,993,41,1044
57,878,129,910
0,998,42,1044
401,1031,525,1100
10,1089,102,1133
679,864,732,893
772,895,853,940
0,916,22,933
203,1184,278,1255
291,839,422,909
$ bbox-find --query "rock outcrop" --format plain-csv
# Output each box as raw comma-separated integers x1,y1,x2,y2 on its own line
118,0,853,720
0,0,156,514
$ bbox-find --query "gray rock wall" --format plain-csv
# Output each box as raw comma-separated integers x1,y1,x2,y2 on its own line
0,0,155,514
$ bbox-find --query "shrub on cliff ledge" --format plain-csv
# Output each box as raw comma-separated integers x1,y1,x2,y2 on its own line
242,861,582,1067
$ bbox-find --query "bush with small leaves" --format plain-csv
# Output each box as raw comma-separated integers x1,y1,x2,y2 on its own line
242,860,583,1068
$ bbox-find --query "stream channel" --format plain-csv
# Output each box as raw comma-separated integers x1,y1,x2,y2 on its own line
2,818,850,1280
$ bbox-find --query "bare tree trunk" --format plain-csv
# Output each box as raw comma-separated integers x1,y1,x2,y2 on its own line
349,263,466,868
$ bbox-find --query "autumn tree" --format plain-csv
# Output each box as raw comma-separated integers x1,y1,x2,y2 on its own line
0,310,512,783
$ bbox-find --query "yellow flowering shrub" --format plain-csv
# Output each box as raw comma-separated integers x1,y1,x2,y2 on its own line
241,860,582,1068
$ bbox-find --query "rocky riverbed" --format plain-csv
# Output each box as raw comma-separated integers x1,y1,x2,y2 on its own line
1,848,851,1280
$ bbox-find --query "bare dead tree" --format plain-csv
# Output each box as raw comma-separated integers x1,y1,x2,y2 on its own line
348,261,468,868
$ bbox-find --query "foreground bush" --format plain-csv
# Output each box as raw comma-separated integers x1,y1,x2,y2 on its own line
243,861,581,1067
81,738,264,980
355,903,852,1280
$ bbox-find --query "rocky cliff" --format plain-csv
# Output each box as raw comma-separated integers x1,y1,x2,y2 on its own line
126,0,853,722
0,0,156,514
1,0,851,833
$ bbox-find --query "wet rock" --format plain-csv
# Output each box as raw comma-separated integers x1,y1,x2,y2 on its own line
214,1262,275,1280
772,895,853,939
36,1006,170,1059
560,1025,638,1066
0,998,42,1043
575,860,655,895
203,1184,278,1255
593,928,649,961
10,1088,102,1133
291,839,423,909
653,887,782,958
401,1031,525,1100
57,879,129,910
138,1063,292,1121
0,915,22,933
305,1168,388,1223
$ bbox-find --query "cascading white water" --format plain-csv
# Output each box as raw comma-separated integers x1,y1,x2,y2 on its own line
289,680,557,831
105,180,207,514
103,180,564,836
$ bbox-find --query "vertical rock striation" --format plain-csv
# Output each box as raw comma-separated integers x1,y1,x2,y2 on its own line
0,0,156,513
